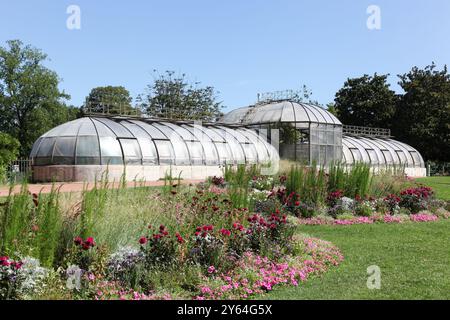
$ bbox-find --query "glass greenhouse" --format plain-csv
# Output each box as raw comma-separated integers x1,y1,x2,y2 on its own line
30,100,426,182
221,100,343,165
342,135,425,168
31,117,278,166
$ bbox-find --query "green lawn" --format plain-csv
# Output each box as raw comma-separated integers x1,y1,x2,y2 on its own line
415,176,450,200
265,219,450,300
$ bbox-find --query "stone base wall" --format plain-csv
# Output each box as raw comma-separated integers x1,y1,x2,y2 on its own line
32,165,224,183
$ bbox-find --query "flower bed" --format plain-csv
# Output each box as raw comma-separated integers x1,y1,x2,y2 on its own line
0,164,448,300
194,236,343,300
298,213,442,226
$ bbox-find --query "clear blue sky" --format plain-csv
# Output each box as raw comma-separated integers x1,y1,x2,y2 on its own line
1,0,449,113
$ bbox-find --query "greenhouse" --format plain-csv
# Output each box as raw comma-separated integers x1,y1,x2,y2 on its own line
30,117,279,182
342,135,425,176
220,100,343,165
30,100,426,182
220,100,426,177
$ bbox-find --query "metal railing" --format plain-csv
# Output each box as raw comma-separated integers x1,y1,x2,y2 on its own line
7,159,33,183
343,125,391,138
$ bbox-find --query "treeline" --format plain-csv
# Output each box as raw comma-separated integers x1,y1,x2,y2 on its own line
330,65,450,163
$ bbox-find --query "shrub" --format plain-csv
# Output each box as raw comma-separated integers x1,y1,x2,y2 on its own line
0,133,20,183
189,225,224,268
383,194,401,215
0,256,23,299
354,200,375,217
326,190,344,208
399,186,433,214
139,225,182,269
211,176,225,187
249,175,274,191
107,246,144,289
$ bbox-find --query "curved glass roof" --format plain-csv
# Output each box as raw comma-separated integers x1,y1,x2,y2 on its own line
342,135,425,168
220,101,342,126
30,117,279,166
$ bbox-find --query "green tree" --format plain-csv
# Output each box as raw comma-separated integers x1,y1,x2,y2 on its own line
0,132,20,181
83,86,137,115
334,74,397,128
395,63,450,162
139,70,223,121
0,40,75,156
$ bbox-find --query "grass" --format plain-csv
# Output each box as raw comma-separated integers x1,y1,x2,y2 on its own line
265,219,450,300
415,176,450,200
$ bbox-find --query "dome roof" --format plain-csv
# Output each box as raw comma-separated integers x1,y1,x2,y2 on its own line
342,135,424,168
220,101,342,126
30,117,278,166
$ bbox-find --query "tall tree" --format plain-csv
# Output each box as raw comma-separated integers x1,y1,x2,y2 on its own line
0,40,75,156
334,74,397,128
139,70,223,121
83,86,137,115
395,63,450,162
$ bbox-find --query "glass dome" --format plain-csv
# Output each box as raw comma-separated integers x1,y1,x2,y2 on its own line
220,101,342,126
342,135,425,168
30,117,279,166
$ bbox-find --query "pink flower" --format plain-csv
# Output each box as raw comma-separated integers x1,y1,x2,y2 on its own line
207,266,216,274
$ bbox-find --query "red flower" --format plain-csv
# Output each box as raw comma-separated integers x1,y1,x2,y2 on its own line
0,256,10,267
220,228,231,236
139,236,148,245
294,201,300,206
74,237,83,246
175,233,184,244
85,237,95,247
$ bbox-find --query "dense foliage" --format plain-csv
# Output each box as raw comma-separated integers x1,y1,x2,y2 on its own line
0,40,78,156
0,132,20,182
83,86,138,116
334,64,450,162
138,70,223,121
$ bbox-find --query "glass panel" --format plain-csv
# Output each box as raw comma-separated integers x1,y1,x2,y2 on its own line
37,137,56,157
53,137,76,165
367,149,378,165
409,151,422,167
201,141,219,165
95,118,133,138
241,144,257,163
185,141,204,165
396,151,407,165
120,139,142,165
78,121,97,136
382,150,393,165
154,140,174,164
137,138,158,165
214,142,232,164
30,138,43,158
76,136,100,165
350,148,362,162
99,136,123,165
129,121,167,139
342,146,353,164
